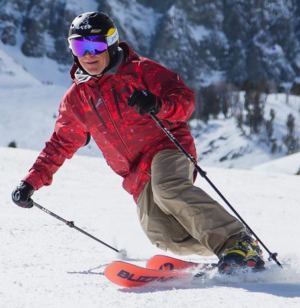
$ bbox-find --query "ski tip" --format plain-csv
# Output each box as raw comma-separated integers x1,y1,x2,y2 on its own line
104,260,189,288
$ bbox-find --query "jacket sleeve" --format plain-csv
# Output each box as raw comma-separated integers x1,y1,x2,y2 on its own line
140,59,195,122
23,94,88,190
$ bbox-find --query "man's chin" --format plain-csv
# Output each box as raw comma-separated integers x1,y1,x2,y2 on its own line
86,69,103,76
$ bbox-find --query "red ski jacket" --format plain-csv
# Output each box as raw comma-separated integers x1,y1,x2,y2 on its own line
23,43,197,202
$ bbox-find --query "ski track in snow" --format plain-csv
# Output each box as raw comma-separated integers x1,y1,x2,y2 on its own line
1,147,300,307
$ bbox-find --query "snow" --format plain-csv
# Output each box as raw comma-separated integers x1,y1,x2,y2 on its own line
0,44,40,88
192,117,276,168
0,40,71,87
65,0,98,13
198,69,226,87
253,152,300,175
0,47,99,156
0,84,64,149
1,146,300,307
264,93,300,137
109,0,162,52
188,24,210,42
191,93,300,169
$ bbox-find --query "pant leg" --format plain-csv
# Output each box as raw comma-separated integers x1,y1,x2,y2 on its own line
137,181,213,256
150,149,245,256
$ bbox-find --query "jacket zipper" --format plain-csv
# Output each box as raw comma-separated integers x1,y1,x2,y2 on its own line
87,97,107,129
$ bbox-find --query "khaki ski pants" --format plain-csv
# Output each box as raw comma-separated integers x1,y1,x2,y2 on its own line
137,149,245,256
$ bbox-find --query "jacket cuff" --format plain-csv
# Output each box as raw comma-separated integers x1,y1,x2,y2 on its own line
22,170,45,191
155,98,173,120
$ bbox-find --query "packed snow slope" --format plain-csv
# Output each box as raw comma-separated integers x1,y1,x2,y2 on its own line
1,147,300,308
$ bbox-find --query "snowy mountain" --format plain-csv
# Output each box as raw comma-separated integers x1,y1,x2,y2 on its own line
1,147,300,307
191,93,300,169
0,43,40,87
0,0,300,89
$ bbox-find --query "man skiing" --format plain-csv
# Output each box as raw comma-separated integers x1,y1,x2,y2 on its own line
12,12,264,272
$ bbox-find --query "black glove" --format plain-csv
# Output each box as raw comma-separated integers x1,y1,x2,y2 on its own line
12,181,34,208
128,89,161,115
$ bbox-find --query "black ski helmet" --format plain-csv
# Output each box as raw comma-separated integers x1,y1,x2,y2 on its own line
68,12,119,69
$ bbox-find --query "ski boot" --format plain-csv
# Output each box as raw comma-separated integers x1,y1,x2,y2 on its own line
218,235,265,274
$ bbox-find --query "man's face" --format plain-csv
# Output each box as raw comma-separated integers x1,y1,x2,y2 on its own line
78,50,110,76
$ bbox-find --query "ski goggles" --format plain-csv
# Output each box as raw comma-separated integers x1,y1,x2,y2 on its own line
69,35,108,57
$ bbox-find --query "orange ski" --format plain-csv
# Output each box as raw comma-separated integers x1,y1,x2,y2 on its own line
104,260,191,288
146,255,201,271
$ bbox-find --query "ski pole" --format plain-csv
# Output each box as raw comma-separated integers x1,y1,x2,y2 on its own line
150,112,282,268
33,201,123,255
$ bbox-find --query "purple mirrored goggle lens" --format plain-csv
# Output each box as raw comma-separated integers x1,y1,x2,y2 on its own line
69,35,108,57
